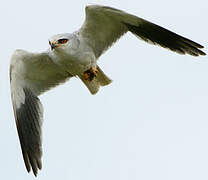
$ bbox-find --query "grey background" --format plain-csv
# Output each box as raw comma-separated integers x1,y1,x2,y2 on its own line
1,0,208,179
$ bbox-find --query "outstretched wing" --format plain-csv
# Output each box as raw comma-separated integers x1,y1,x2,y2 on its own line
11,86,43,176
10,50,72,176
79,5,205,58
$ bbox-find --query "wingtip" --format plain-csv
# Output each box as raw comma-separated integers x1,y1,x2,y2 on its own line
197,49,206,56
37,161,42,170
33,171,38,177
199,45,204,49
201,51,206,56
26,166,31,173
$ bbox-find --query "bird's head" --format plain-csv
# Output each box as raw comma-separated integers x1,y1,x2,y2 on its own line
48,33,78,52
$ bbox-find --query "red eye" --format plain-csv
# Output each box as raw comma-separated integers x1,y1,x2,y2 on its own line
57,39,68,44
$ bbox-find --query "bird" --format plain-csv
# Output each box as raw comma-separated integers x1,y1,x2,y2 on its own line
10,5,206,176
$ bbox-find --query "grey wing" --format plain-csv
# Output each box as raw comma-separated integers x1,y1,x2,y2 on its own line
79,5,128,58
11,87,43,176
10,50,72,176
79,5,206,58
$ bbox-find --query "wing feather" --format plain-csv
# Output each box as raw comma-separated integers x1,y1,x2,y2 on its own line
80,5,128,58
10,50,72,176
80,5,205,58
123,20,206,56
14,88,43,176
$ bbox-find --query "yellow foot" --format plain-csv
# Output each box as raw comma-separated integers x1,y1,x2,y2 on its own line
83,66,98,81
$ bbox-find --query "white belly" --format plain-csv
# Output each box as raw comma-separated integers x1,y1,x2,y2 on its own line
52,51,96,76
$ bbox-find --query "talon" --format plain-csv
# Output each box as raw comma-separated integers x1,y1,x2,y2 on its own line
90,67,98,76
83,71,90,80
83,66,98,81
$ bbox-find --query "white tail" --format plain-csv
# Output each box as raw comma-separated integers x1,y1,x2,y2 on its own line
79,65,112,95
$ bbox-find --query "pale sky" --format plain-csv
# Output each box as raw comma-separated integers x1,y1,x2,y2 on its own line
1,0,208,179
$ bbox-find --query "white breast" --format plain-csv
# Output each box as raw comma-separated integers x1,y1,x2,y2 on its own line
50,45,97,75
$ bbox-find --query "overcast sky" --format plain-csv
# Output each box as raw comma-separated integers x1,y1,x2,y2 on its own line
1,0,208,179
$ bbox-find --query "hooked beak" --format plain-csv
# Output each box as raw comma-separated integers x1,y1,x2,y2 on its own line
49,41,56,50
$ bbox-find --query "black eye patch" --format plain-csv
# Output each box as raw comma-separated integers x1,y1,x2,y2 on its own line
57,39,68,44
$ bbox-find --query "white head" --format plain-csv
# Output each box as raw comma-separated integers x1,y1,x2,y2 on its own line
48,33,79,53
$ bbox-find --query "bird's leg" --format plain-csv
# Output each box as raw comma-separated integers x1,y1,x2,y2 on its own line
83,66,98,81
90,66,98,76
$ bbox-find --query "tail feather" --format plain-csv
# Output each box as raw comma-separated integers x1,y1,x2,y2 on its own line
96,66,112,86
79,65,112,95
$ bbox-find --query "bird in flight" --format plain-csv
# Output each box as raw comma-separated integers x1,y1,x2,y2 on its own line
10,5,206,176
